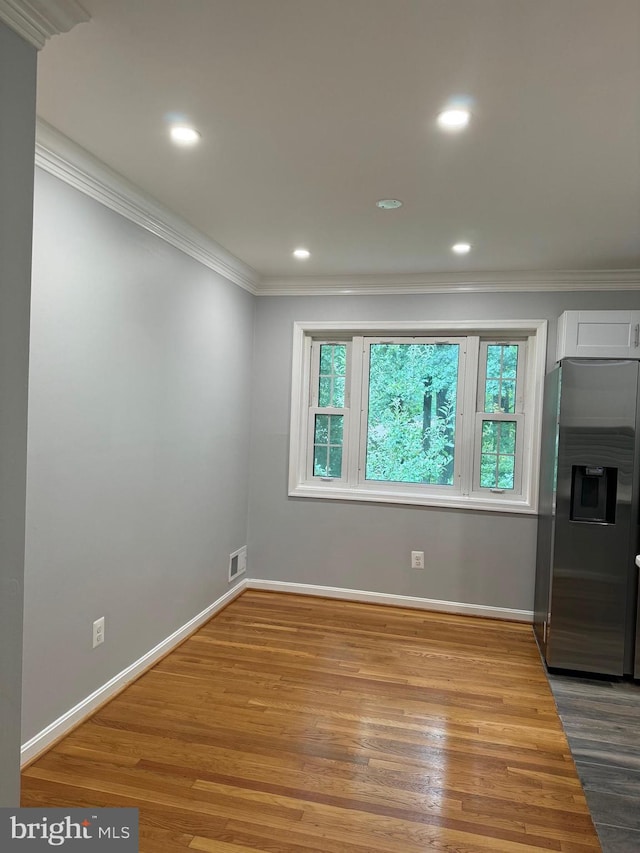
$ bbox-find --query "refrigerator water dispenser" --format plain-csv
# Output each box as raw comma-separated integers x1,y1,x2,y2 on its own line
570,465,617,523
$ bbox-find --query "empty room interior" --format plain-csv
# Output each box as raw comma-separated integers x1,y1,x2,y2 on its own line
2,1,640,851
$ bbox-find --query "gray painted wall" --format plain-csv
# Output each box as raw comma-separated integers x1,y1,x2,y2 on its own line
248,291,640,611
22,169,255,742
0,21,36,804
21,161,640,746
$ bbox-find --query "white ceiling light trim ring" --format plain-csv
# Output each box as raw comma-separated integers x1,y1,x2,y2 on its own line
169,125,201,146
35,119,260,294
452,242,472,255
437,108,471,131
0,0,89,49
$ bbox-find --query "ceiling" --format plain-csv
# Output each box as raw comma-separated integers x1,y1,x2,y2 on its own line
36,0,640,289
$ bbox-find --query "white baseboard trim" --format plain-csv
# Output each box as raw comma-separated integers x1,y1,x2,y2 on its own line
20,579,248,766
246,579,534,623
21,576,532,765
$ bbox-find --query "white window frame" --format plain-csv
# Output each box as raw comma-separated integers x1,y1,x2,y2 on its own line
307,340,351,483
470,339,526,499
288,320,547,514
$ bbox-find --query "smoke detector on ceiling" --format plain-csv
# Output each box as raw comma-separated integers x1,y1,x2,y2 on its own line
376,199,403,210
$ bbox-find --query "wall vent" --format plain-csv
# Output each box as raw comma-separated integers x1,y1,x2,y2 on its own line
229,546,247,582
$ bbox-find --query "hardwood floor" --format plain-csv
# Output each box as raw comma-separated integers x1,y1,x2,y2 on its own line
548,673,640,853
22,591,601,852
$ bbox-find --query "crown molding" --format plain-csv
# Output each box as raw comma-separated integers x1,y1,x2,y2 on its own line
35,119,260,294
32,122,639,300
0,0,89,49
258,269,640,296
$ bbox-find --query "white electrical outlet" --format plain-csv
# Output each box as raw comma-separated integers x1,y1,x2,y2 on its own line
92,616,105,648
411,550,425,569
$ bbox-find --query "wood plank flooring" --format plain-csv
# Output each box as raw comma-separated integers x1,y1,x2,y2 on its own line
21,591,601,852
548,673,640,853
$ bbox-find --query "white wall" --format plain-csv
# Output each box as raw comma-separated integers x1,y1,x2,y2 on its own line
248,291,640,612
22,169,255,742
0,20,36,803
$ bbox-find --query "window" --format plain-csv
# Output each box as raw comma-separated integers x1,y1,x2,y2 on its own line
310,343,349,479
476,342,524,493
364,340,461,486
289,321,547,513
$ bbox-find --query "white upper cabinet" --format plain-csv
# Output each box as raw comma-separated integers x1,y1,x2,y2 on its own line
557,311,640,361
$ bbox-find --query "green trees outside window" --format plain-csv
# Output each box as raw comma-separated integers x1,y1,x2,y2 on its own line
480,421,516,488
313,344,346,477
318,344,346,407
485,344,518,413
365,343,459,485
313,414,343,477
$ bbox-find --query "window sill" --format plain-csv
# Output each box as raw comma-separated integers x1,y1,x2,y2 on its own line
288,483,537,515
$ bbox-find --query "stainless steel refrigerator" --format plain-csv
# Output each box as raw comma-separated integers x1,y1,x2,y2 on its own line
534,358,640,677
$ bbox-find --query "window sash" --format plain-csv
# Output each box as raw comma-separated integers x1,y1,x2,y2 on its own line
358,337,467,493
310,340,351,408
472,412,524,495
307,406,349,482
476,340,526,414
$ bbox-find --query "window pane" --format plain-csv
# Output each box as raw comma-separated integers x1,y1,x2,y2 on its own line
314,414,328,444
480,420,516,490
500,421,516,454
328,445,342,478
485,380,501,413
484,345,518,413
330,415,343,443
498,456,515,489
319,376,332,407
333,345,347,374
486,346,503,379
314,414,343,477
319,345,333,375
318,344,346,407
365,343,458,486
314,445,328,475
501,345,518,379
480,454,498,489
481,421,498,453
500,380,516,413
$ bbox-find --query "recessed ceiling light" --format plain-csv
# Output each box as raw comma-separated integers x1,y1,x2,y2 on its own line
169,125,201,145
452,242,472,255
437,109,471,131
376,199,403,210
293,248,311,260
